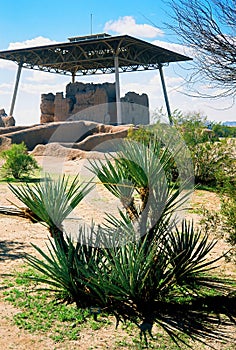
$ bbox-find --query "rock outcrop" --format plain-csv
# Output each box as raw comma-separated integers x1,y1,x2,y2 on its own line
0,120,132,153
0,108,7,118
40,82,149,125
0,109,15,127
0,116,4,128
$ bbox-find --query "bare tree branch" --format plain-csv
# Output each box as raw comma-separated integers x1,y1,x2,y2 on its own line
166,0,236,98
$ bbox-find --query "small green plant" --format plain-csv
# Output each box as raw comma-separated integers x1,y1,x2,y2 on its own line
221,196,236,246
172,111,215,147
220,182,236,239
0,142,40,180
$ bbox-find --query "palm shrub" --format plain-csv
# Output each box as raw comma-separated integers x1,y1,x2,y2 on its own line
0,142,39,179
9,174,93,251
127,123,185,183
20,136,233,346
24,219,225,345
25,227,104,308
164,220,219,287
88,137,193,244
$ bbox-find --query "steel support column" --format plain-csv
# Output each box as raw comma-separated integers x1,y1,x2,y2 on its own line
9,63,23,116
159,64,173,125
114,55,122,125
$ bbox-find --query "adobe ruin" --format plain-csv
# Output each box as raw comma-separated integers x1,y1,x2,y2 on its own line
40,82,149,125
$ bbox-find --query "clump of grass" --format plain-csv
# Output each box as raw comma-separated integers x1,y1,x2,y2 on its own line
2,269,90,342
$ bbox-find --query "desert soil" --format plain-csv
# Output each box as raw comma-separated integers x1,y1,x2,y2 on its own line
0,156,235,349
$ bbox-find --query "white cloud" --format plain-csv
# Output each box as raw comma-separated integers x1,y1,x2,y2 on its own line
20,81,68,95
8,36,58,50
0,82,13,94
0,59,18,70
0,37,58,70
149,73,184,88
104,16,163,38
152,39,194,58
26,71,56,83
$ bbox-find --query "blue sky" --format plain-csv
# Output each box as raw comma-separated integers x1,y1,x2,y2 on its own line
0,0,235,125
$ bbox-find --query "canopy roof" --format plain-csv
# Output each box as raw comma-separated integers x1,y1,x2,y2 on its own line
0,34,191,77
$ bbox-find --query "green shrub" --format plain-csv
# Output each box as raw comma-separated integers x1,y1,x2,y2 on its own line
222,197,236,246
221,183,236,250
127,125,156,146
199,183,236,262
173,112,216,147
192,139,235,186
20,137,233,346
171,112,235,187
0,142,39,179
127,123,186,183
25,219,229,347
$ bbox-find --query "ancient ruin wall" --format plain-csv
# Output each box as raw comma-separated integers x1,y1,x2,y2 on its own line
40,82,149,125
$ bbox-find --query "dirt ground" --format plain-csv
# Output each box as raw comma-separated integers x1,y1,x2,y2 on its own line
0,156,235,349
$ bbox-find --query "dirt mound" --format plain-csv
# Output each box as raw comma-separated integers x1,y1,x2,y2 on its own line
0,120,132,153
31,143,107,160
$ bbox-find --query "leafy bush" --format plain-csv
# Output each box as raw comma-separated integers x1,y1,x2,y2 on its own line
192,139,235,186
221,199,236,247
172,111,216,147
127,122,190,183
220,183,236,258
127,125,157,146
171,111,235,187
0,142,39,179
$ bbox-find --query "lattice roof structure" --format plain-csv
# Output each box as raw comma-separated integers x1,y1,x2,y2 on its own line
0,34,191,76
0,34,192,123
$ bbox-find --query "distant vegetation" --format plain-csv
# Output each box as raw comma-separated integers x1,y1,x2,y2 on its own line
212,123,236,138
129,110,235,188
128,110,236,260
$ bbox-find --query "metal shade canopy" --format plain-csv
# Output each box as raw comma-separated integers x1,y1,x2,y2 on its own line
0,34,192,123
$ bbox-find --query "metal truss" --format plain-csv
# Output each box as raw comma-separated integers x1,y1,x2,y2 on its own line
0,35,191,78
